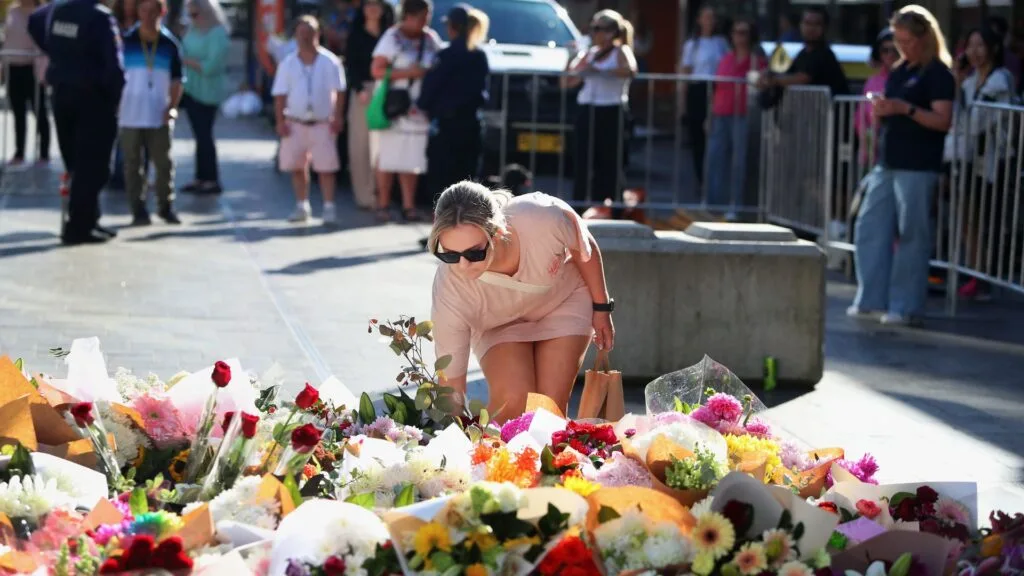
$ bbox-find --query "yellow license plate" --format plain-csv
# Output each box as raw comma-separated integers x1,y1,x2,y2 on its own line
516,133,563,154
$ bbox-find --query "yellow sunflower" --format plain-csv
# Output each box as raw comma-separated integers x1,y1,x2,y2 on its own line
413,522,451,557
692,512,736,560
168,449,190,483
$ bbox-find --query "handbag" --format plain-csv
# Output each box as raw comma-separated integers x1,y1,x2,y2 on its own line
383,36,426,120
366,66,392,131
577,350,625,421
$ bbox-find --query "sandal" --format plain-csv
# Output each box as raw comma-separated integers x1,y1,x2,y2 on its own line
375,208,391,223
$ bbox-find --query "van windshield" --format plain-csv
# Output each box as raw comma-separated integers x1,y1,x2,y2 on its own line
429,0,577,47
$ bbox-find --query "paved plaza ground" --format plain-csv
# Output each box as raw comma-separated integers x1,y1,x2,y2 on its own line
1,114,1022,517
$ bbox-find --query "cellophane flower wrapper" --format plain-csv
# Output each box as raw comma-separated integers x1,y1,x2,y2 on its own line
200,412,255,499
644,354,769,415
273,429,332,477
184,388,222,484
74,402,123,487
59,337,121,403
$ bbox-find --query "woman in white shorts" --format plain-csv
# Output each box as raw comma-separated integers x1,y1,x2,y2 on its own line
370,0,442,222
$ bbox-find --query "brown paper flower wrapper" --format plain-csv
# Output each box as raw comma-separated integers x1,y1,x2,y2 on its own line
176,504,216,550
0,357,80,449
771,447,844,499
526,393,566,419
255,473,297,518
620,437,709,509
584,486,696,535
0,550,38,574
829,530,955,576
84,497,127,531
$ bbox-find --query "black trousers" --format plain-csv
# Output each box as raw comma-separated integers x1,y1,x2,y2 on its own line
686,81,710,185
182,93,220,183
573,104,627,205
7,65,50,160
53,86,118,236
431,114,482,196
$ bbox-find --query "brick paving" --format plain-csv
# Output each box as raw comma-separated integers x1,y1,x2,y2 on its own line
0,113,1022,515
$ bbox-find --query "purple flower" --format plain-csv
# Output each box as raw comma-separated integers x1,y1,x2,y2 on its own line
826,453,880,488
743,417,773,439
590,453,652,488
653,411,688,426
500,412,535,443
779,441,810,471
705,393,744,422
285,559,312,576
361,416,397,438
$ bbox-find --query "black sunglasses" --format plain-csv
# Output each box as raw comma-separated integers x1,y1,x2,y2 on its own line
434,244,488,264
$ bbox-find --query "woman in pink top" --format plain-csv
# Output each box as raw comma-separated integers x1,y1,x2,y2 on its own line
855,30,897,169
4,0,50,167
705,19,765,217
429,182,615,419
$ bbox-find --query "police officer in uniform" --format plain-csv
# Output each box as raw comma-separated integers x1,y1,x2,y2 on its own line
29,0,125,245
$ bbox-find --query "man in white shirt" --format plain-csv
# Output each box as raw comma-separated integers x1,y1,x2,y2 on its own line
272,15,347,224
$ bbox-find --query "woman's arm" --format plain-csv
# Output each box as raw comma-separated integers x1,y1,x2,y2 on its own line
370,54,424,81
612,45,638,78
885,98,953,132
566,217,615,351
561,50,588,89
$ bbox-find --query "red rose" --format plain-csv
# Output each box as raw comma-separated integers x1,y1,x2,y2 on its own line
151,536,194,571
592,425,618,445
722,500,754,535
295,383,320,410
817,501,839,514
70,402,95,428
241,412,260,439
324,555,347,576
855,499,882,520
916,485,939,504
221,411,235,434
290,423,322,453
98,558,122,574
211,360,232,388
919,518,941,535
892,498,918,521
121,535,156,570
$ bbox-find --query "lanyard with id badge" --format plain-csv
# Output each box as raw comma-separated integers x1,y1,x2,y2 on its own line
300,57,318,121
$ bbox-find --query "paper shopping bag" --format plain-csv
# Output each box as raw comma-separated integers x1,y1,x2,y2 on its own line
577,351,625,421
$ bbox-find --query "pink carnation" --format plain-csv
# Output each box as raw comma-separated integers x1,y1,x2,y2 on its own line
826,453,880,488
500,412,535,443
743,417,773,439
705,393,744,422
689,406,719,428
589,453,652,488
132,394,191,449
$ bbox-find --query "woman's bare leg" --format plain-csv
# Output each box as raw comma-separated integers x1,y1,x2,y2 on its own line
534,335,591,415
480,342,536,422
398,173,419,212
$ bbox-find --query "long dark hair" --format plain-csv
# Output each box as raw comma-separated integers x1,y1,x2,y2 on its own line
352,0,395,31
968,26,1006,70
727,18,760,52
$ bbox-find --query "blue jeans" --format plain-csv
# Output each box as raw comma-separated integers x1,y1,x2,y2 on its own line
853,166,939,317
705,115,748,209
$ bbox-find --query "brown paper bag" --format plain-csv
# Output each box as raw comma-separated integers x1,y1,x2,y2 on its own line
577,351,624,421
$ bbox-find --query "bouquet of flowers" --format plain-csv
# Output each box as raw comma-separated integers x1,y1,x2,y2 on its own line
268,499,392,576
956,510,1024,575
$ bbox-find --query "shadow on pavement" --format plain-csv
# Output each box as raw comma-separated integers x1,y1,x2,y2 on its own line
266,248,426,275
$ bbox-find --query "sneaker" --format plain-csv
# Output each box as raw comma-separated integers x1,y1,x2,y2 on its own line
158,209,182,225
880,313,920,327
131,209,152,226
322,203,337,225
846,306,880,320
288,204,312,223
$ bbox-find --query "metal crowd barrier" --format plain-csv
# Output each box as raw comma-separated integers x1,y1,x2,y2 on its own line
486,71,758,215
0,48,55,195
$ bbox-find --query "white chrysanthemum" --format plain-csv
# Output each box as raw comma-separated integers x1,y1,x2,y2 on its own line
690,495,715,518
643,524,689,567
492,482,525,513
0,475,75,521
98,403,150,467
184,475,280,530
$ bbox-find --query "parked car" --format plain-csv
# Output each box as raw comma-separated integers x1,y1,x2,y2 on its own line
429,0,588,173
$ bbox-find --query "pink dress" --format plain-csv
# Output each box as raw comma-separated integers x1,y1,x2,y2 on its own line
432,193,594,379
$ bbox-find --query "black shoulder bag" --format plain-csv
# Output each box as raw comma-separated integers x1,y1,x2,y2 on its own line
383,36,426,120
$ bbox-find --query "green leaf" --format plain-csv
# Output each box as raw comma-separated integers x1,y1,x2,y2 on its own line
256,386,280,412
389,342,403,356
430,552,456,573
395,483,417,507
538,503,570,537
13,358,23,372
415,321,433,336
346,492,376,510
1,444,37,482
283,474,304,507
479,408,489,428
383,393,401,414
888,492,916,508
434,355,452,372
392,403,409,426
129,488,149,516
540,446,558,475
378,325,395,337
415,387,433,411
673,397,684,412
889,553,913,576
597,505,621,524
359,392,377,424
792,521,805,542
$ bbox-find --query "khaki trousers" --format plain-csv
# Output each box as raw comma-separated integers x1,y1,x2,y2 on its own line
347,82,378,209
121,124,174,213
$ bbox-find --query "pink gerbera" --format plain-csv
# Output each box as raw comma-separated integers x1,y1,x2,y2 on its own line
705,393,744,422
132,394,190,448
934,497,970,525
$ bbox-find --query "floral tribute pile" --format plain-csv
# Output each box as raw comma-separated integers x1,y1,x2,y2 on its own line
0,317,1020,576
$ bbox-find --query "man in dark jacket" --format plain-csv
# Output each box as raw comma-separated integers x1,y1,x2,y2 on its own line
29,0,126,245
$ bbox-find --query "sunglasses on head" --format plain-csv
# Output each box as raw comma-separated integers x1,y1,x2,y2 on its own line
434,244,489,264
592,24,615,33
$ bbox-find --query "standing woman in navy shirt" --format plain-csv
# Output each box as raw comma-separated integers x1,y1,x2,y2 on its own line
850,5,955,326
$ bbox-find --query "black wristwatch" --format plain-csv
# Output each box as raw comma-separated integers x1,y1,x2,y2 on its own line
593,299,615,313
907,105,917,118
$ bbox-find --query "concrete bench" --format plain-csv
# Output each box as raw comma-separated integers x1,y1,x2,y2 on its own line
582,220,826,385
